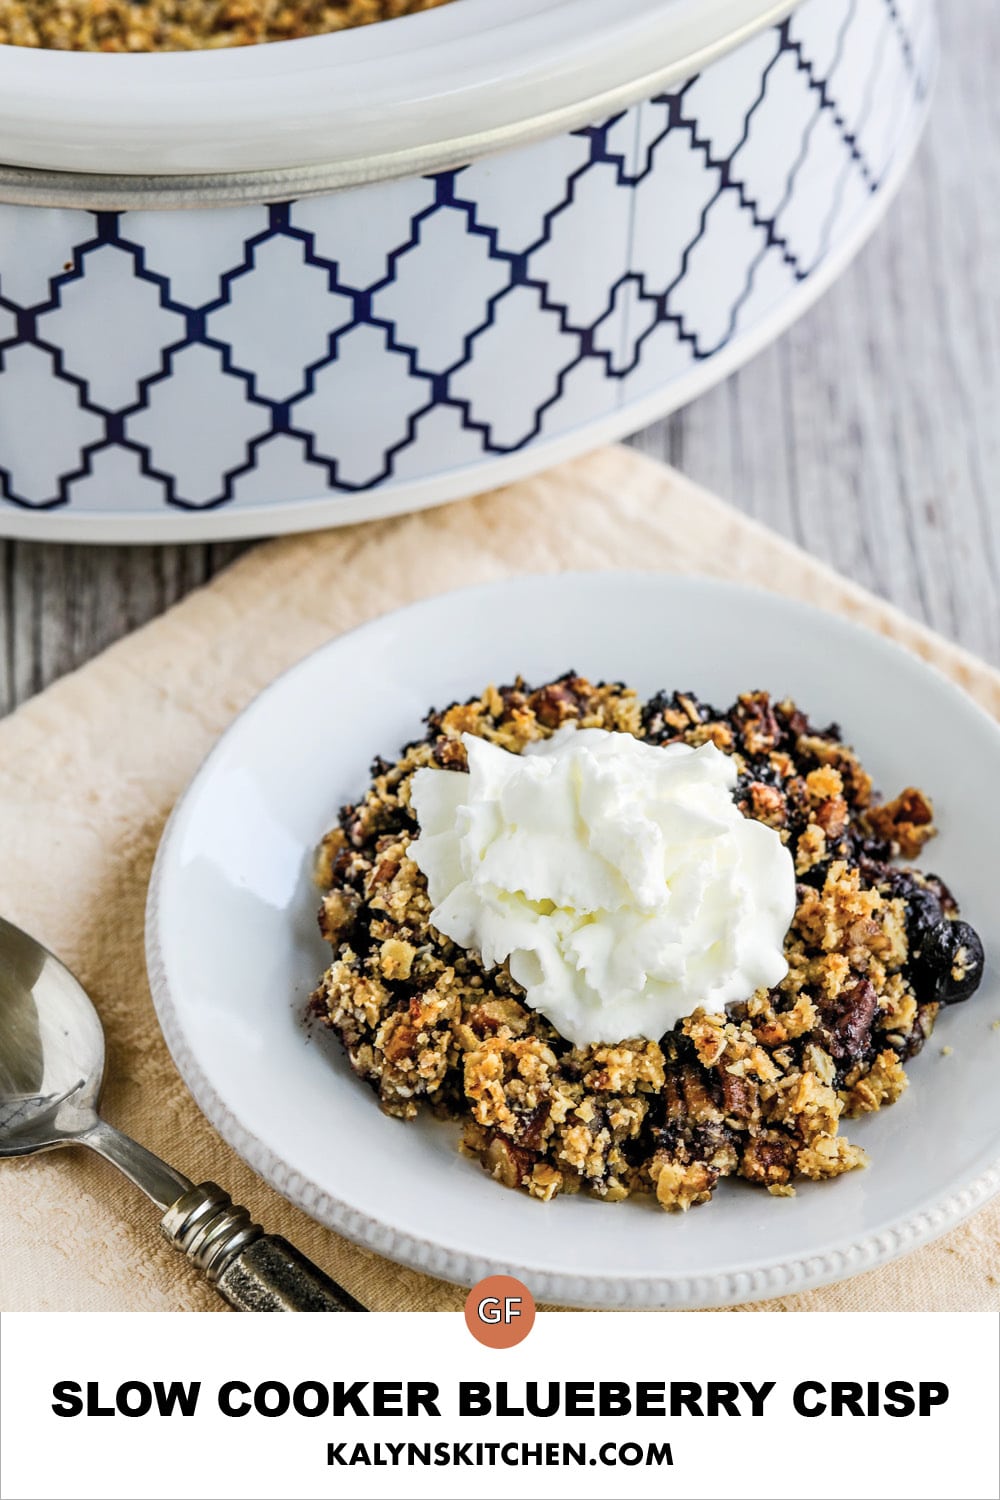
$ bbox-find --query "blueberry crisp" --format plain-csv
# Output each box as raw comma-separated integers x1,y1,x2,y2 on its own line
0,0,453,51
309,676,985,1211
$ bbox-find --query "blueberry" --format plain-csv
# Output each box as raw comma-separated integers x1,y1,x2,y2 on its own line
904,884,944,950
922,872,958,914
909,918,985,1006
797,861,832,892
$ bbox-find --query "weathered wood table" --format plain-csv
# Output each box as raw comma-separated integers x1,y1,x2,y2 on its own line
1,3,997,713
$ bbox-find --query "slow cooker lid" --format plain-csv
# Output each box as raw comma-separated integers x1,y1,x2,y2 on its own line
0,0,796,185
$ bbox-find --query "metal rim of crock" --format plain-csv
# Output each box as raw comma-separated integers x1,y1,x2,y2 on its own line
0,0,799,211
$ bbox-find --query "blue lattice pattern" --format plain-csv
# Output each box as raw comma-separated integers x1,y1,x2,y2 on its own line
0,0,933,515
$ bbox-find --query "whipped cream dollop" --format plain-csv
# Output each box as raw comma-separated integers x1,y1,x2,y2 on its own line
408,726,796,1048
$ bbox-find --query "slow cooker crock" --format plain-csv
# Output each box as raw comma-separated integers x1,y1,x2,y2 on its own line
0,0,936,541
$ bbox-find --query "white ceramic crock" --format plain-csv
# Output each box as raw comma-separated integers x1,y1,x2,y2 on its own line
0,0,936,541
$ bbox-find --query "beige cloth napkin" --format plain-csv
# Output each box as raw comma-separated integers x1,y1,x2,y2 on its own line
1,445,998,1313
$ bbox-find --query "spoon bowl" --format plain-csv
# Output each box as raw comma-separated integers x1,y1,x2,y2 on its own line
0,914,105,1153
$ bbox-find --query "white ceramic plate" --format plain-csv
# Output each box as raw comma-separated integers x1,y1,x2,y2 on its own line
146,573,1000,1308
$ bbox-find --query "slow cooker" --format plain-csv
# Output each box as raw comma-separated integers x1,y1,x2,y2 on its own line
0,0,936,541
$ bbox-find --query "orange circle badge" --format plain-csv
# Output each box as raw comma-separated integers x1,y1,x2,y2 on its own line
464,1275,536,1348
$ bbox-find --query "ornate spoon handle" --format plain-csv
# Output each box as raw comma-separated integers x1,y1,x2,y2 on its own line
161,1182,365,1312
81,1122,363,1311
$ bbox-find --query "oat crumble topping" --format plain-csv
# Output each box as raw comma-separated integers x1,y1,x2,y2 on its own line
309,675,986,1211
0,0,453,50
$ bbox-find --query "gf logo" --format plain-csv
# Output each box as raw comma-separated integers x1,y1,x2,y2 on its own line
465,1276,536,1347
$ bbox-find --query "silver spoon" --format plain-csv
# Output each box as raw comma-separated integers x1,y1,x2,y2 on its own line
0,914,364,1312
